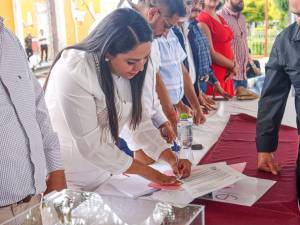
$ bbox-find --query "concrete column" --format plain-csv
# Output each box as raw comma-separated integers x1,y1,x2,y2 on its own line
49,0,67,53
12,0,24,46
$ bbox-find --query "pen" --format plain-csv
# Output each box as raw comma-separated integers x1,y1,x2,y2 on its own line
173,141,182,180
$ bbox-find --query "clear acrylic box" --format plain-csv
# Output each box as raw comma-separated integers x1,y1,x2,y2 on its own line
1,189,204,225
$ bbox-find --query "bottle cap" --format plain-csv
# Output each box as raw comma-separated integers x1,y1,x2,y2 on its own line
180,113,188,120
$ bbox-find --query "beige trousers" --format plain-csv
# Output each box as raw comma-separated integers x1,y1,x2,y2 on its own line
0,195,41,225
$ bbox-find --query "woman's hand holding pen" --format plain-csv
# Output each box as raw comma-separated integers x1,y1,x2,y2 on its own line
170,159,192,179
159,148,192,180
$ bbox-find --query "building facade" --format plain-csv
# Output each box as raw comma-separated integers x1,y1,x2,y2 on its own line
0,0,122,58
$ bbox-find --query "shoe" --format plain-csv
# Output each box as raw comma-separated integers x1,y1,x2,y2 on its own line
236,87,259,100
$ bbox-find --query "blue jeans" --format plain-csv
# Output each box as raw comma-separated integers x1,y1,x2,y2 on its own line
254,76,265,94
200,80,208,93
234,80,248,89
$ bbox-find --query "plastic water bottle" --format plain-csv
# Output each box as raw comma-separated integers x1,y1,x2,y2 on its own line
177,113,194,162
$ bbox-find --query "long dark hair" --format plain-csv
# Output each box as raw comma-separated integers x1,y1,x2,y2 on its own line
45,8,153,143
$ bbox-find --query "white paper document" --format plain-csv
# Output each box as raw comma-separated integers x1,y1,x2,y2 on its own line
181,163,244,198
108,174,158,198
201,176,276,206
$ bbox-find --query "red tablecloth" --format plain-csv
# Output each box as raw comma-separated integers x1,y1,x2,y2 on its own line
194,113,300,225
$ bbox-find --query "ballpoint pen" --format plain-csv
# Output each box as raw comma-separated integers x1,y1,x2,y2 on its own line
173,141,182,180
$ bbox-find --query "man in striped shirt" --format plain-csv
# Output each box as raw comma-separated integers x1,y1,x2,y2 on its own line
219,0,257,99
0,17,66,223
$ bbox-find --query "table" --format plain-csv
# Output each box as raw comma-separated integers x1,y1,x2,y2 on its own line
194,113,300,225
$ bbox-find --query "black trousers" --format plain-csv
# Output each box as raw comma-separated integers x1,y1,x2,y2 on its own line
25,48,33,60
40,44,48,62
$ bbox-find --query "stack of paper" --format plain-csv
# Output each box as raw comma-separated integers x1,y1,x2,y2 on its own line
181,162,244,198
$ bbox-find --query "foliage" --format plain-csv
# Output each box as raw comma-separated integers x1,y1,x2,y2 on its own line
243,0,289,28
274,0,289,12
243,0,265,23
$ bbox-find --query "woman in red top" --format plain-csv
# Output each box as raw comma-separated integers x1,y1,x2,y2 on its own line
198,0,239,97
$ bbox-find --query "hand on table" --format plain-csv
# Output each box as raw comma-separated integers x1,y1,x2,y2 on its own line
198,92,217,111
213,82,233,100
193,108,206,125
257,152,281,175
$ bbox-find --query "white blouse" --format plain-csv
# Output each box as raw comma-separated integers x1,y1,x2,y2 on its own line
45,49,133,189
120,40,170,161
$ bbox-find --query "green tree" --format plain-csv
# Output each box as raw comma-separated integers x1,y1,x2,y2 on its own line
243,0,288,27
274,0,289,12
243,0,265,23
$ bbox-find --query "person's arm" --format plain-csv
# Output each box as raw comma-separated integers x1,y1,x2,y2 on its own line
156,72,179,126
198,22,238,75
31,73,66,193
150,73,176,143
151,72,169,127
181,64,205,125
256,37,291,175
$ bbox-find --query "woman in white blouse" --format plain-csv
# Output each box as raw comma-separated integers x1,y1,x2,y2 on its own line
45,8,179,191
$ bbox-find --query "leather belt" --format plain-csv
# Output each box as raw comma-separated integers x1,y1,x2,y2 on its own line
0,195,35,208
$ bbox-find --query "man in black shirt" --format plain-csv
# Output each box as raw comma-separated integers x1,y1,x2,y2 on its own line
246,48,261,78
256,0,300,197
